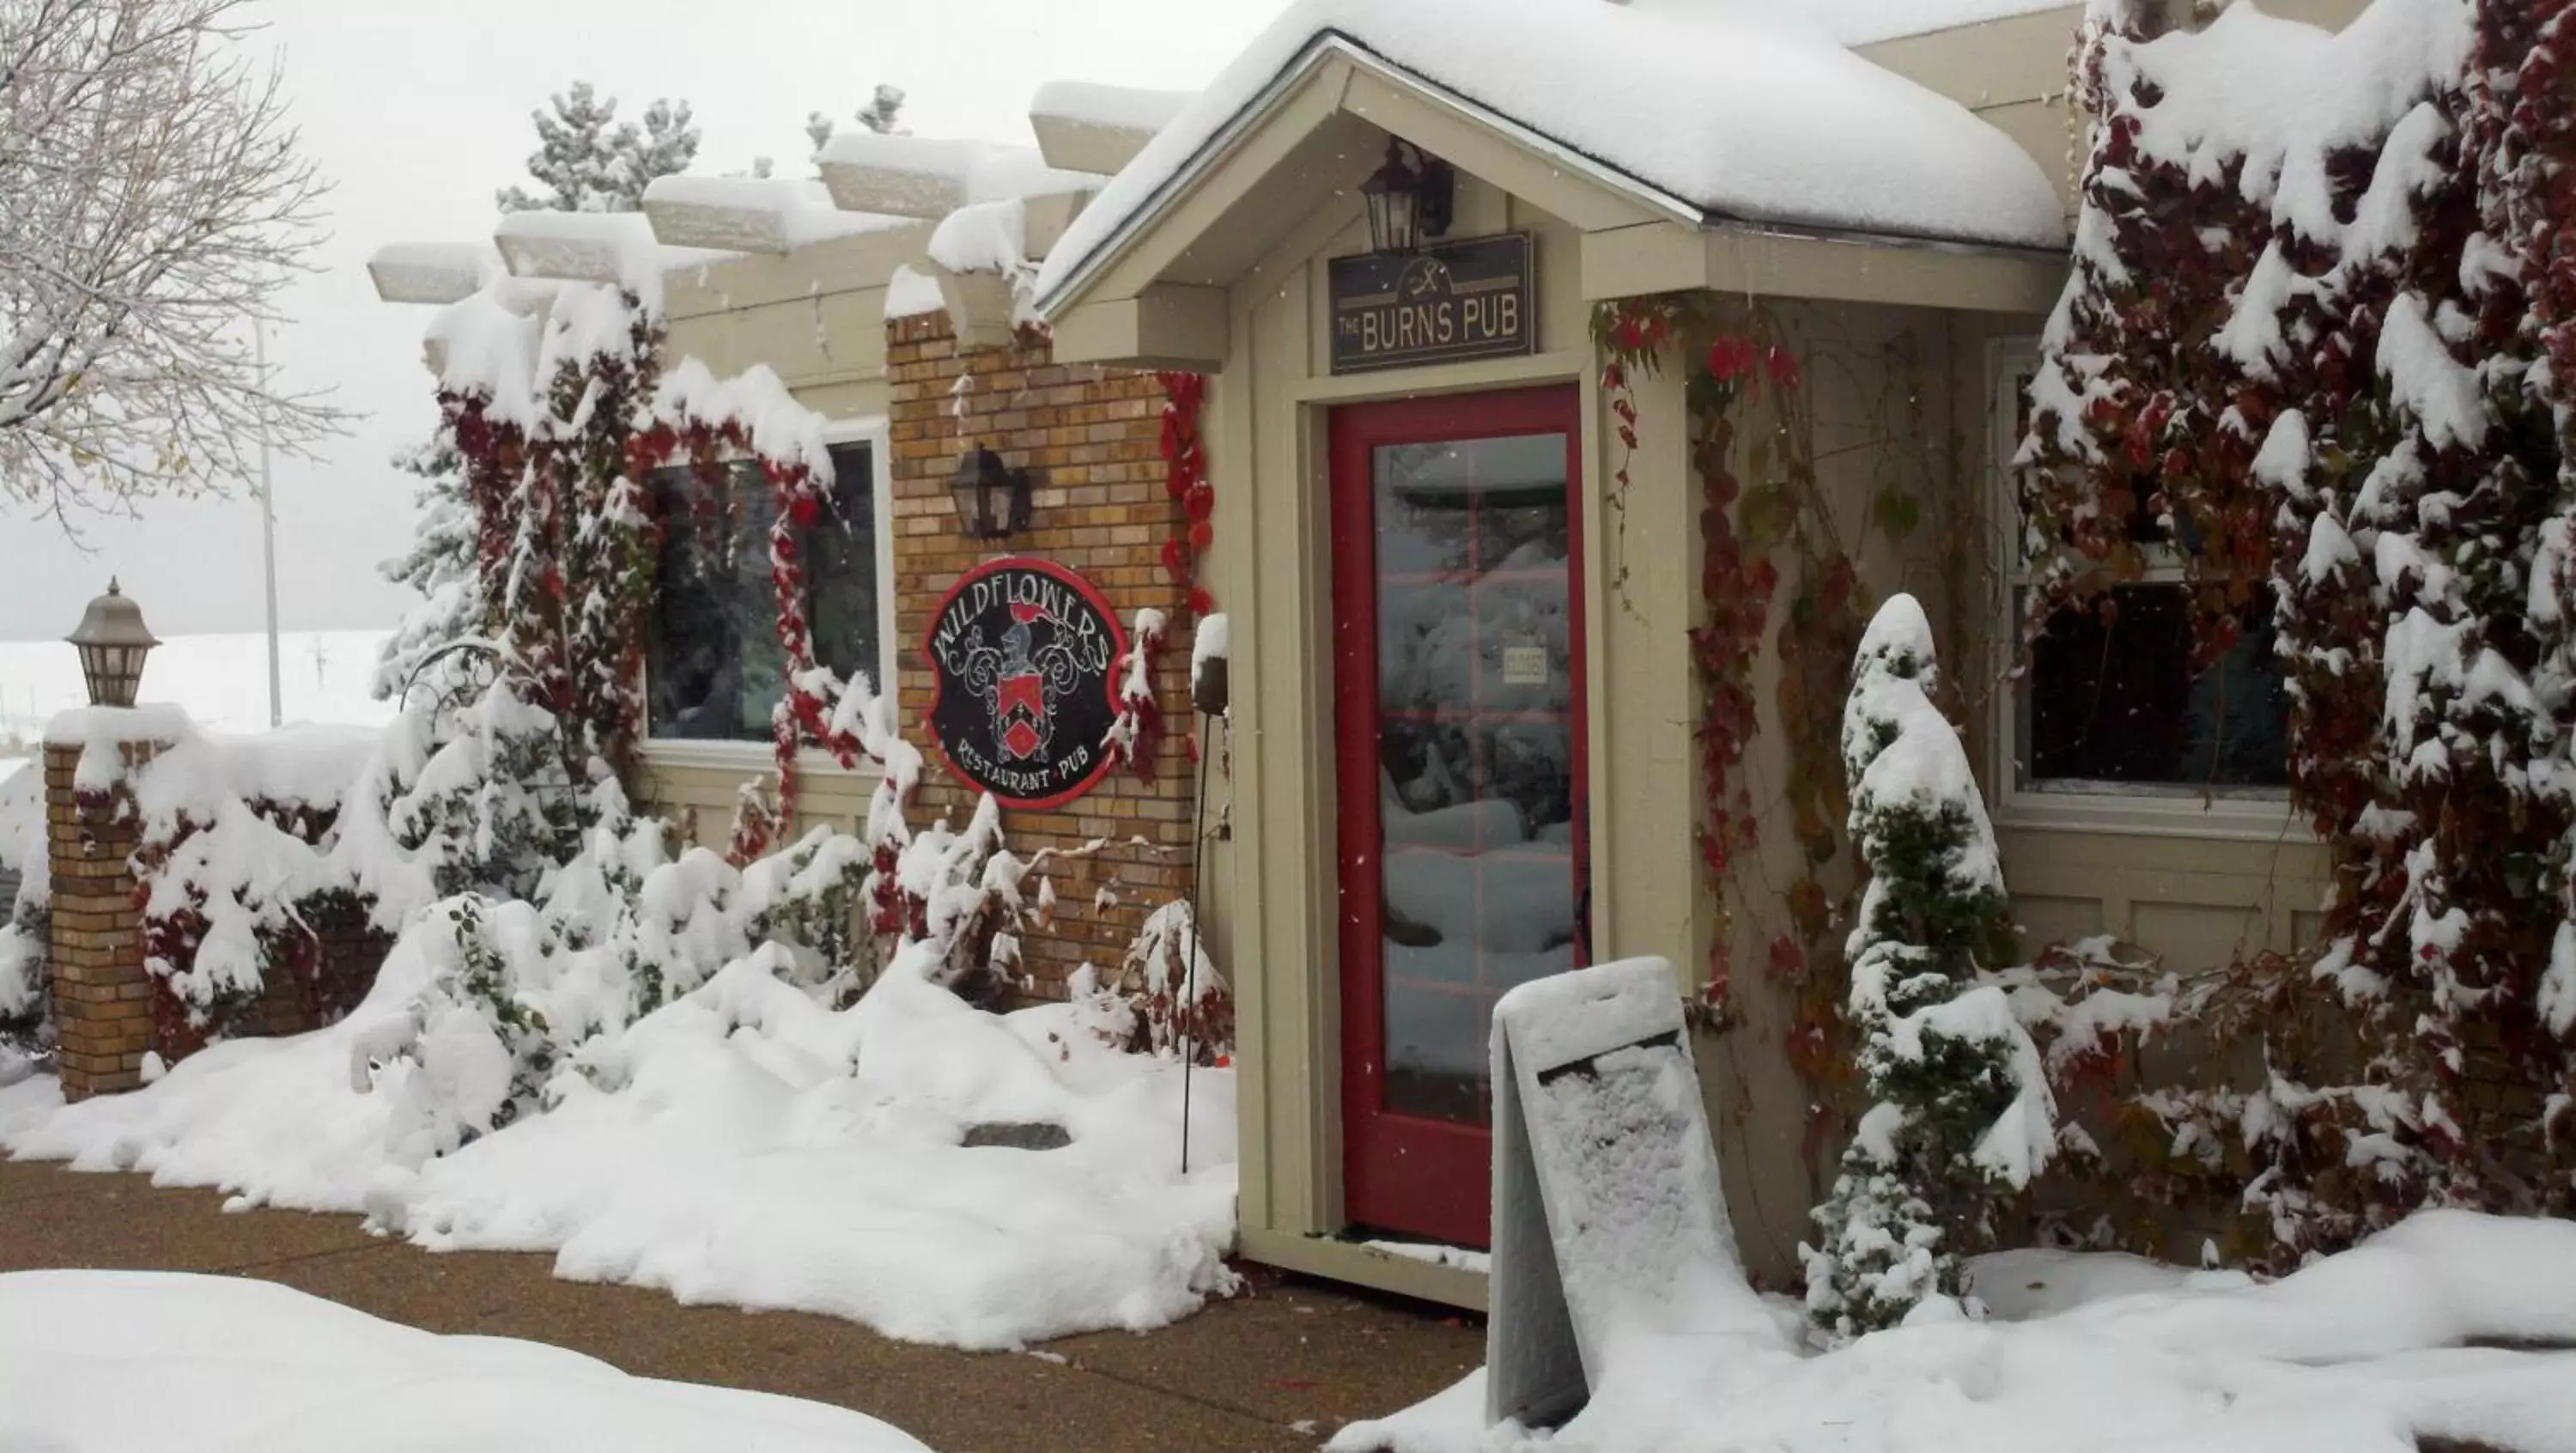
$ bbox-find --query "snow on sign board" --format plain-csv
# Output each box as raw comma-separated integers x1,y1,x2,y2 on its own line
1485,958,1784,1428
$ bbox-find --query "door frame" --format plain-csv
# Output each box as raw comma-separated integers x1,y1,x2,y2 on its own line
1328,382,1591,1249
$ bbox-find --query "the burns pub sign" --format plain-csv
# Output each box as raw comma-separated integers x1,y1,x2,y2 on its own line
1329,233,1535,375
924,557,1129,809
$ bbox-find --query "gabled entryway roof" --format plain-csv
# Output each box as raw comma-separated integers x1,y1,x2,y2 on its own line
1035,0,2071,364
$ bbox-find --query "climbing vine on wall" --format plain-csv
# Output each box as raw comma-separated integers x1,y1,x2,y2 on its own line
646,363,918,903
1157,371,1216,622
2018,0,2576,1261
1592,295,1901,1160
1153,369,1216,773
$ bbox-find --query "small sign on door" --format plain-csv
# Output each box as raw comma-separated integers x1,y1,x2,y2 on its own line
1502,638,1549,688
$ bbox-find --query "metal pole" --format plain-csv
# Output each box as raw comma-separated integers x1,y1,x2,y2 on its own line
1178,710,1217,1176
256,319,282,727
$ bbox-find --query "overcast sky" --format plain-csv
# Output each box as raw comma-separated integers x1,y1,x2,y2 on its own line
0,0,1283,643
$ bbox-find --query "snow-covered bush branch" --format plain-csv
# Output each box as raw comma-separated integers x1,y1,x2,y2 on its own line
1103,607,1167,781
0,0,339,524
1074,899,1231,1064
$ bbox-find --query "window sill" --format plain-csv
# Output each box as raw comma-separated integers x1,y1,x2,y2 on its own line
1991,789,2318,845
638,739,886,780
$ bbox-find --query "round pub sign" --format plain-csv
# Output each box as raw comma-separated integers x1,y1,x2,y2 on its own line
923,556,1128,809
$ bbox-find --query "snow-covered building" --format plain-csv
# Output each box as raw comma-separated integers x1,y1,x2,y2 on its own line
371,0,2375,1304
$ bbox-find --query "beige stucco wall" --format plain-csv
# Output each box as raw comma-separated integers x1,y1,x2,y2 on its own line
1685,298,1973,1280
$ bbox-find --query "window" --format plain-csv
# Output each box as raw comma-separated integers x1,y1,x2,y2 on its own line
646,435,885,745
1992,343,2292,819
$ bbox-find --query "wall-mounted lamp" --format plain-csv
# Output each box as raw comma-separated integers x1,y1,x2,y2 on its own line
1360,137,1455,255
951,446,1032,541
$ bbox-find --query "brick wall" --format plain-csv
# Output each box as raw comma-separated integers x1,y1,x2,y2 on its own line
244,896,392,1041
885,313,1204,1000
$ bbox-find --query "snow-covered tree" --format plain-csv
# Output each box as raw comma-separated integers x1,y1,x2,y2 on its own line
371,437,483,707
805,82,908,156
495,82,700,215
0,0,338,526
1803,595,2051,1341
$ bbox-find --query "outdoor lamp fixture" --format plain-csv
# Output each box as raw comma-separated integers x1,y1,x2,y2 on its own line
67,578,160,708
1360,137,1455,255
951,446,1032,541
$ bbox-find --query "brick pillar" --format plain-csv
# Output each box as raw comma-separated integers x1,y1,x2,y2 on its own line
44,738,161,1099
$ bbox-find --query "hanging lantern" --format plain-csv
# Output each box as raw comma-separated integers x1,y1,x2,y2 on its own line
66,578,160,708
951,446,1031,541
1360,138,1455,255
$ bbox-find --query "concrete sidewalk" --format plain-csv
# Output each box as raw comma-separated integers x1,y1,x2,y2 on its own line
0,1158,1480,1452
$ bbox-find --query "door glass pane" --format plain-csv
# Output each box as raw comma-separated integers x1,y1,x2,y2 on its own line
1371,434,1578,1124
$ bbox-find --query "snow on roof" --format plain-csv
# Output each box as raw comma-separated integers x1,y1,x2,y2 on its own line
365,243,499,306
1030,80,1196,175
640,175,914,254
816,131,1100,220
423,287,543,423
928,198,1028,277
1798,0,2075,47
1037,0,2066,309
491,210,737,296
884,264,946,321
1029,80,1194,135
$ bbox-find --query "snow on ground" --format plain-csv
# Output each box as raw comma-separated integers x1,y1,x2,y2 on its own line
1364,1239,1492,1274
0,933,1239,1351
0,629,395,750
1332,1210,2576,1453
0,1269,929,1452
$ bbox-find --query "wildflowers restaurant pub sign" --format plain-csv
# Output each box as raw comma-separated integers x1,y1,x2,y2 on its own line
923,556,1128,808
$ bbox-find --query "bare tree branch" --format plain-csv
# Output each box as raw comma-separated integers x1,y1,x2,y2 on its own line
0,0,344,528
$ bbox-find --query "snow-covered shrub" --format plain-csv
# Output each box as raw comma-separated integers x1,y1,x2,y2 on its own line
120,725,383,1040
1074,900,1232,1064
405,895,559,1142
1803,595,2053,1340
371,782,918,1152
387,678,588,903
738,826,878,1005
0,761,50,1072
890,794,1040,1011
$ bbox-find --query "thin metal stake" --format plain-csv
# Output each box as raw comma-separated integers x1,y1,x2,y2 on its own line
1179,708,1218,1176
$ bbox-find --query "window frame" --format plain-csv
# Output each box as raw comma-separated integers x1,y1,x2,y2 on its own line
1985,337,2303,842
639,414,897,775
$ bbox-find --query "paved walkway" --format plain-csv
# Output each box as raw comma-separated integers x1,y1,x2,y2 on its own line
0,1158,1480,1452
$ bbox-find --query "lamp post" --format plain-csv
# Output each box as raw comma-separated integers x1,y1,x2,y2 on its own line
255,317,282,728
950,446,1031,541
66,579,161,708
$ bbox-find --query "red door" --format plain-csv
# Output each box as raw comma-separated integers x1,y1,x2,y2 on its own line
1332,386,1589,1249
